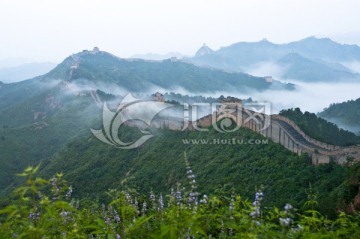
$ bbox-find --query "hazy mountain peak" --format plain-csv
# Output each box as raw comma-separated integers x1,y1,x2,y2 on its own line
297,36,337,45
0,62,57,83
258,38,273,44
0,57,36,68
188,36,360,81
195,44,214,57
73,47,114,58
42,47,293,93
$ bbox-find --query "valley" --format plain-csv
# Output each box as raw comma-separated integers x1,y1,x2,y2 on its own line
1,38,360,238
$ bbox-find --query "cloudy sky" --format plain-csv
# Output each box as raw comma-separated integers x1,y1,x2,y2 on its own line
1,0,360,62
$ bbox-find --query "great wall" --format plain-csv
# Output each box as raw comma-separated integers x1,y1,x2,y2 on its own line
257,115,360,164
148,97,360,165
64,50,360,165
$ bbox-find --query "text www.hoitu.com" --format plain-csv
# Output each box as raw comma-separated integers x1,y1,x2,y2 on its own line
182,138,269,145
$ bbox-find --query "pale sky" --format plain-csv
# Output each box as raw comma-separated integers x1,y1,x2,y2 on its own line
1,0,360,63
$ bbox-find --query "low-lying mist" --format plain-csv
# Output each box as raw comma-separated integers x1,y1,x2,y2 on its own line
230,61,360,114
324,117,360,136
64,77,360,115
40,73,360,135
239,80,360,114
342,61,360,74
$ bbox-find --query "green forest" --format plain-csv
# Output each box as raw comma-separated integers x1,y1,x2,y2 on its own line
1,157,360,238
279,108,360,146
319,97,360,135
2,125,359,218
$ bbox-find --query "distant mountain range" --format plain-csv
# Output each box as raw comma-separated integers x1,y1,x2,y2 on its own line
0,62,56,83
186,37,360,82
0,57,35,68
45,49,293,93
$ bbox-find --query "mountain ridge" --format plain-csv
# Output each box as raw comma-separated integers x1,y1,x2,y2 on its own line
43,48,293,93
188,36,360,82
0,62,56,83
319,97,360,135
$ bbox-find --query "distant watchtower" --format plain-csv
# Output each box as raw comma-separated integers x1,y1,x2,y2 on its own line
218,96,243,110
219,96,242,105
91,47,100,54
151,92,165,102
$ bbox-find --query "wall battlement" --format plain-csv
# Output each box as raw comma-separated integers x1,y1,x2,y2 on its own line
148,108,360,165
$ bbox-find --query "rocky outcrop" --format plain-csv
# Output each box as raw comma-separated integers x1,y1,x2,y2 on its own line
195,44,214,57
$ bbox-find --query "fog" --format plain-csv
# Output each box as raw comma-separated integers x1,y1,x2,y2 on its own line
342,61,360,74
36,69,359,136
234,62,360,114
244,62,286,79
325,117,360,135
240,81,360,114
62,78,129,98
50,67,360,118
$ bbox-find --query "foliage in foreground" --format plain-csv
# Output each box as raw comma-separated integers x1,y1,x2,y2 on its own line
35,126,356,219
1,166,360,239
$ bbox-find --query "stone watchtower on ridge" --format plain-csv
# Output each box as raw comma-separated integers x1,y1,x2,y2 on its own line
218,96,243,109
151,92,165,102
